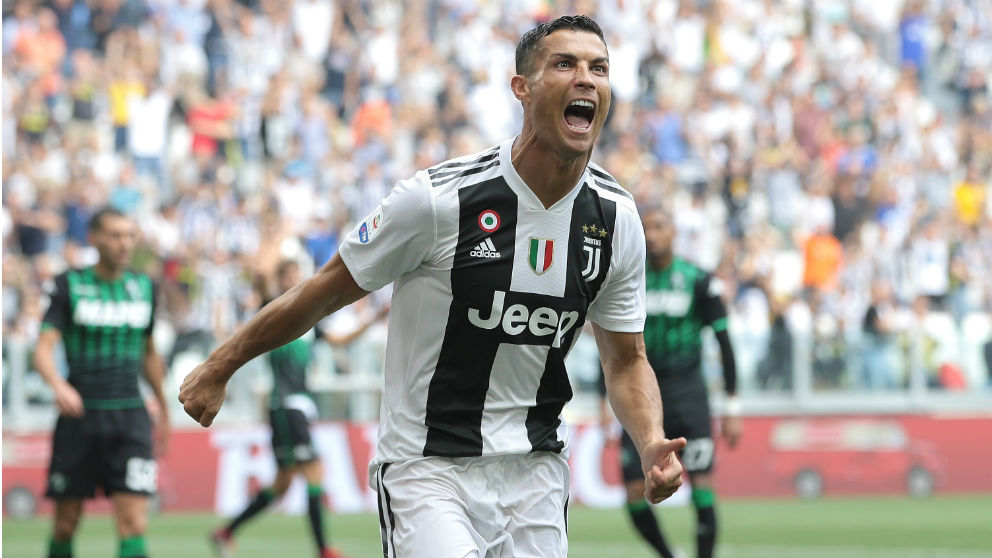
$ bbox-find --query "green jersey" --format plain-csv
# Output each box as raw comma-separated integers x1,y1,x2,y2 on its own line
267,334,313,409
42,268,157,409
643,257,728,392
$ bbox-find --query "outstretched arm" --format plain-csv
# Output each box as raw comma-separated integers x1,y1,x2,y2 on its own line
593,324,685,504
179,254,369,426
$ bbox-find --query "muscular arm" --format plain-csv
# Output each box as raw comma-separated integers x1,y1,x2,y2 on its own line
593,325,663,453
593,324,685,503
180,254,369,426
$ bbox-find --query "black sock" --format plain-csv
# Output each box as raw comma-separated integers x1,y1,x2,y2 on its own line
696,505,717,558
307,484,328,553
226,488,274,534
626,501,674,558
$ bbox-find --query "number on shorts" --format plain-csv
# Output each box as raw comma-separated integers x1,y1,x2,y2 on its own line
681,438,714,471
125,457,158,492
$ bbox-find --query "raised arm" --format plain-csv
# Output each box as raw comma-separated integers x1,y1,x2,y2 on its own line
593,324,686,503
179,254,369,426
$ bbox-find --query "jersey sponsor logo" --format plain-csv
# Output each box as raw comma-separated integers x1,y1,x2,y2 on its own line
470,237,501,259
528,237,554,275
467,290,579,348
73,299,152,328
645,290,692,316
478,209,501,232
358,206,384,244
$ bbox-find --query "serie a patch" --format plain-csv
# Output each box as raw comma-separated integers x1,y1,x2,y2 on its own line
358,206,384,244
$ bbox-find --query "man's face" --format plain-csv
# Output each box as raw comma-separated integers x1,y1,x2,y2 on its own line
642,210,675,262
522,30,610,158
91,215,137,270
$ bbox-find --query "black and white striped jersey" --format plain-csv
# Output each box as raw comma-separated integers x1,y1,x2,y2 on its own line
339,137,646,465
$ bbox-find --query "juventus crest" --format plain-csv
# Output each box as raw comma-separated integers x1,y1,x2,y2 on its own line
580,223,608,281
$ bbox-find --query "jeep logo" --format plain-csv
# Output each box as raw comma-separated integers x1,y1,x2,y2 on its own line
467,290,579,348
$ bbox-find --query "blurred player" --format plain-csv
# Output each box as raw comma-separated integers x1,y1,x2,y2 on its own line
210,260,341,558
600,205,740,558
181,15,685,557
35,207,169,558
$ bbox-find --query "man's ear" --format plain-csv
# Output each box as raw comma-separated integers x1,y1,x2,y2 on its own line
510,74,529,102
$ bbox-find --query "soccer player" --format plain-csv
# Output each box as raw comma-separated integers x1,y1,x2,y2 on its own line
181,15,686,557
210,260,341,558
35,207,169,558
600,205,740,558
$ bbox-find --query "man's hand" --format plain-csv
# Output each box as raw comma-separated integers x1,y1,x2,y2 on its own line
53,381,84,418
178,362,229,427
722,415,741,448
641,437,687,504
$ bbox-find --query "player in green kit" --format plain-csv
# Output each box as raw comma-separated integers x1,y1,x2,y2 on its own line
600,205,740,558
36,207,170,558
210,260,341,558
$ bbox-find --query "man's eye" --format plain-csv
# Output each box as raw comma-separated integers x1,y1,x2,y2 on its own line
557,60,570,68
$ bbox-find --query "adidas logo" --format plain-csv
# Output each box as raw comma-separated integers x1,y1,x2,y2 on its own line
470,237,501,259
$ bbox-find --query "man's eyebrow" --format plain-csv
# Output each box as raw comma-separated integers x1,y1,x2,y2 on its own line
549,52,610,64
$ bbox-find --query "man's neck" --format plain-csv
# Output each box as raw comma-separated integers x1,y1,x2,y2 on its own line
510,133,590,209
650,253,674,271
93,262,124,281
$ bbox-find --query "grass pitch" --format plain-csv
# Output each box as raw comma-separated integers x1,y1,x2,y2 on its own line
3,494,990,557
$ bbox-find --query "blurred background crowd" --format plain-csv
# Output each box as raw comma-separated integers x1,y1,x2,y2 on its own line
3,0,991,425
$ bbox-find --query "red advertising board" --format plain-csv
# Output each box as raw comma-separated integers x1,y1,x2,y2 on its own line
4,414,990,517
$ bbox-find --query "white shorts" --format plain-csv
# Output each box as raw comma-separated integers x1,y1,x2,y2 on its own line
373,452,570,558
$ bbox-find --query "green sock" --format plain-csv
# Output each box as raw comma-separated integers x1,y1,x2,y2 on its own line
118,535,147,558
48,537,73,558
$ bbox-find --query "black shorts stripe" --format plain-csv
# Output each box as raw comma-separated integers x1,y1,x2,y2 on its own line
423,177,519,456
564,495,570,535
377,464,395,558
427,147,498,178
430,159,501,188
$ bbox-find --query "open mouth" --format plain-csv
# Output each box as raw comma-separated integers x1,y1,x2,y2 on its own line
564,99,595,132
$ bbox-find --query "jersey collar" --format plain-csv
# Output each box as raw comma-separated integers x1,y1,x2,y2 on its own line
499,136,589,213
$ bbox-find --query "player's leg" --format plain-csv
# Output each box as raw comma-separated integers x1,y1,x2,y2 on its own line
46,414,98,558
104,408,158,558
375,458,487,558
299,459,340,558
688,470,718,558
494,452,570,558
49,499,83,558
678,409,718,558
220,467,291,535
619,430,675,558
111,492,150,558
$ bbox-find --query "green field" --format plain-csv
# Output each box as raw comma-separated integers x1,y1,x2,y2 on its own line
4,495,991,558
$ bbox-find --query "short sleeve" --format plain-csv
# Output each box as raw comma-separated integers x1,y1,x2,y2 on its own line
41,273,70,333
586,208,646,333
338,174,435,292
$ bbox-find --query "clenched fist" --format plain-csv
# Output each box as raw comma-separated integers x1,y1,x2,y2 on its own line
178,361,230,427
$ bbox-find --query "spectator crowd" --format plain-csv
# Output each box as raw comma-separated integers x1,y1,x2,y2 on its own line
3,0,991,416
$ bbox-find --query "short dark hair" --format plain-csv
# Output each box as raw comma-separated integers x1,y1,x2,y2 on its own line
515,15,606,76
88,206,128,232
